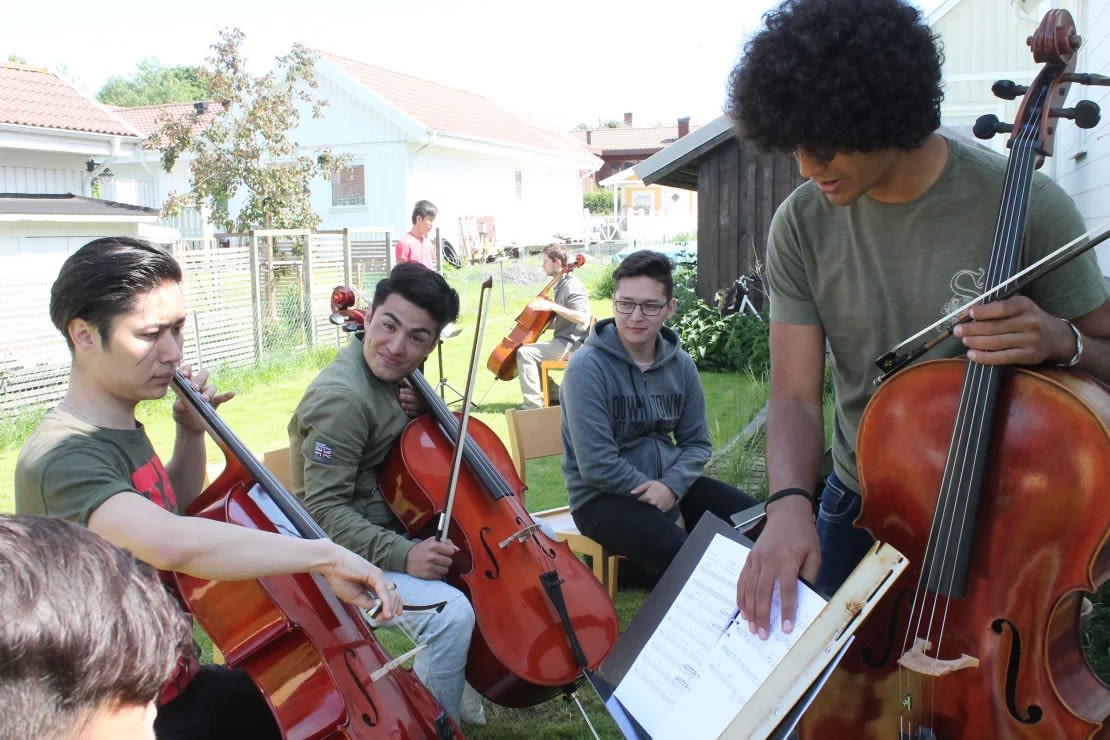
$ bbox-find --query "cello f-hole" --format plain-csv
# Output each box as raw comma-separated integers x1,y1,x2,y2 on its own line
343,647,380,727
478,526,501,579
991,618,1045,725
862,589,911,670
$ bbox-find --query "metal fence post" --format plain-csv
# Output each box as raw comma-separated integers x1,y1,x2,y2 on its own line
343,227,352,288
303,233,316,347
249,230,263,365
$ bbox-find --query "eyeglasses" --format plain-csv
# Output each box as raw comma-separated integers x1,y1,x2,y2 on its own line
613,299,667,317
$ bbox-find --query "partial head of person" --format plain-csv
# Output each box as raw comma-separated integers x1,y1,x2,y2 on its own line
0,514,191,740
50,237,187,401
542,244,570,276
727,0,943,204
610,250,677,359
410,199,438,237
364,262,460,382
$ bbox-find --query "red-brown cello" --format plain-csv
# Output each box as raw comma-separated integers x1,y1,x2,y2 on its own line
333,281,620,709
171,372,460,739
486,253,586,380
799,10,1109,738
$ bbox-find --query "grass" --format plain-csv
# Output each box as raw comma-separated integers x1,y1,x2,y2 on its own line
3,255,1107,729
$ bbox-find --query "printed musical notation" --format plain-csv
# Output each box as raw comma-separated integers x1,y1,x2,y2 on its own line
613,534,825,739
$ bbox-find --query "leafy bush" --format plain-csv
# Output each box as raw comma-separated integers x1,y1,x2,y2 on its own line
583,188,613,215
671,266,769,375
590,268,615,300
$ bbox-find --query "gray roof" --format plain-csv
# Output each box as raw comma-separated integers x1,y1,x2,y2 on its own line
0,193,161,219
632,115,736,190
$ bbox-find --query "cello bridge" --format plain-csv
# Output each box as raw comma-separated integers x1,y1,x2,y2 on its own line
499,524,541,549
897,637,980,676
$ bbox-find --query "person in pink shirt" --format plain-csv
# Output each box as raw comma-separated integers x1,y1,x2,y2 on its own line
395,200,438,269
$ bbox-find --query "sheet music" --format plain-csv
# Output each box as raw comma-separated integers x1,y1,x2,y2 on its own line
613,533,824,740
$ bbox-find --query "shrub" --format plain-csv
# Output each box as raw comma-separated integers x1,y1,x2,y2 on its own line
671,266,769,375
583,188,613,215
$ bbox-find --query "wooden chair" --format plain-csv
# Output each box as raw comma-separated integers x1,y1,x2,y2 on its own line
504,406,619,599
539,317,596,407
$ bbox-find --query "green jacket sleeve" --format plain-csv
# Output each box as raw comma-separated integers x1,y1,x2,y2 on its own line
290,385,414,573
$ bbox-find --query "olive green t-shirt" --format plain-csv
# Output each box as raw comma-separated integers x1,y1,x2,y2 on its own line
767,135,1107,491
15,408,177,522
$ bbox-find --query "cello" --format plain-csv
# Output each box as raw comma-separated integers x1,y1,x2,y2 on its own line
171,372,460,739
799,10,1110,738
486,252,586,380
333,281,620,708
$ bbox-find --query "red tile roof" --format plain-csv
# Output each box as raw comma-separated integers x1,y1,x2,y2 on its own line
0,63,139,137
317,52,594,163
112,101,224,137
570,124,700,154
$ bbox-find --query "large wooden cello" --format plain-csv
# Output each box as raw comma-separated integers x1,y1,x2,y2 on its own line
486,252,586,380
799,11,1110,738
333,281,619,709
171,373,460,739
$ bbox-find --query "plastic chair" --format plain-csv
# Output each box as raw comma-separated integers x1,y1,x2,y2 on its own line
504,406,619,599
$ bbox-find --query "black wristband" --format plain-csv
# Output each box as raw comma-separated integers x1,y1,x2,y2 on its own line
764,487,814,508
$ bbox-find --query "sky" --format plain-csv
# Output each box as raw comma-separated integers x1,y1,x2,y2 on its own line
4,0,944,131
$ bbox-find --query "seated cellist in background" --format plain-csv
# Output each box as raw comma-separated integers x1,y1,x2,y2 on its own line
287,262,486,726
0,514,190,740
516,244,591,409
729,0,1110,640
14,237,402,739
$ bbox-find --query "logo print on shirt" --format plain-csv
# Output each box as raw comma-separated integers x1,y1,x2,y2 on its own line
131,457,175,511
313,441,334,465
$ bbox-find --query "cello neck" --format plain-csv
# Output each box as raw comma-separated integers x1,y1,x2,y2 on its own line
171,371,328,541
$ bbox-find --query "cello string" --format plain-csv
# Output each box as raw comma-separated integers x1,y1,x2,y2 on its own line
896,75,1048,730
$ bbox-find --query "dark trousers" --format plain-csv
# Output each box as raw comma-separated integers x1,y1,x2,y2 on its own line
155,665,280,739
573,476,758,587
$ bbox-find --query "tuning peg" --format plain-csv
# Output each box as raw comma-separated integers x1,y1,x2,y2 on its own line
1053,100,1101,129
991,80,1028,100
973,114,1014,140
1061,72,1110,87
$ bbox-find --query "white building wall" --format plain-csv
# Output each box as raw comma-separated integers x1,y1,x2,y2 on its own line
1054,0,1110,274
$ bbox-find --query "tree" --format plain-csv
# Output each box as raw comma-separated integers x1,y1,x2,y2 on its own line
7,54,27,64
148,28,347,234
583,188,613,214
96,59,209,107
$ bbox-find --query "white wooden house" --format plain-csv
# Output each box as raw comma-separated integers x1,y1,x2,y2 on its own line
293,52,601,254
929,0,1110,275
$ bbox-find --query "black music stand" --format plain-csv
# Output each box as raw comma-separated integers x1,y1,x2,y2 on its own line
434,323,472,407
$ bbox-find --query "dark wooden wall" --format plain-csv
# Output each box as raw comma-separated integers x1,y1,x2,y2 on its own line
695,138,803,307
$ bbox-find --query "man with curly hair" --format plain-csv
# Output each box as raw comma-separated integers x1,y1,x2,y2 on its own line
729,0,1110,639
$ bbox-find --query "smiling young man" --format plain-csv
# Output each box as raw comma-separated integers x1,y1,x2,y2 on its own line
287,262,485,726
515,244,591,408
560,250,757,586
15,236,402,739
394,199,439,269
728,0,1110,639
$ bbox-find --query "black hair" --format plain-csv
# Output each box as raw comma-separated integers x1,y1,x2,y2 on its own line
727,0,943,155
0,515,190,739
50,237,183,350
612,250,675,300
372,262,460,336
411,199,438,224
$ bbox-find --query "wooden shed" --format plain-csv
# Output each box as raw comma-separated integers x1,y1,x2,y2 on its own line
634,115,803,305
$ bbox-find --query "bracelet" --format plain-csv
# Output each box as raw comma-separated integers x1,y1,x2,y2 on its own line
1057,318,1084,368
764,487,814,508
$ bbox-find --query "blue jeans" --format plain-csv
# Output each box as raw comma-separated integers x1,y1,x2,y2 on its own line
814,471,875,598
372,572,474,724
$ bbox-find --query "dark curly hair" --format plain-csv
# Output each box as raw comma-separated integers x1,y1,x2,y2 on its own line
727,0,944,155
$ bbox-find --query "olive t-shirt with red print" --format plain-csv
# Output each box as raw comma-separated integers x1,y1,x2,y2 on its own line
15,407,178,523
14,407,197,702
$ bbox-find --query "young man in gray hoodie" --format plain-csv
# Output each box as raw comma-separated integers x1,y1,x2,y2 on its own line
560,250,757,585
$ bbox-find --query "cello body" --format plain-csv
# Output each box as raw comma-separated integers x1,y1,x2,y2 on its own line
799,360,1110,738
175,416,457,738
378,397,620,707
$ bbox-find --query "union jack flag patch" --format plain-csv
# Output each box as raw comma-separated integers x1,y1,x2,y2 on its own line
313,441,334,464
